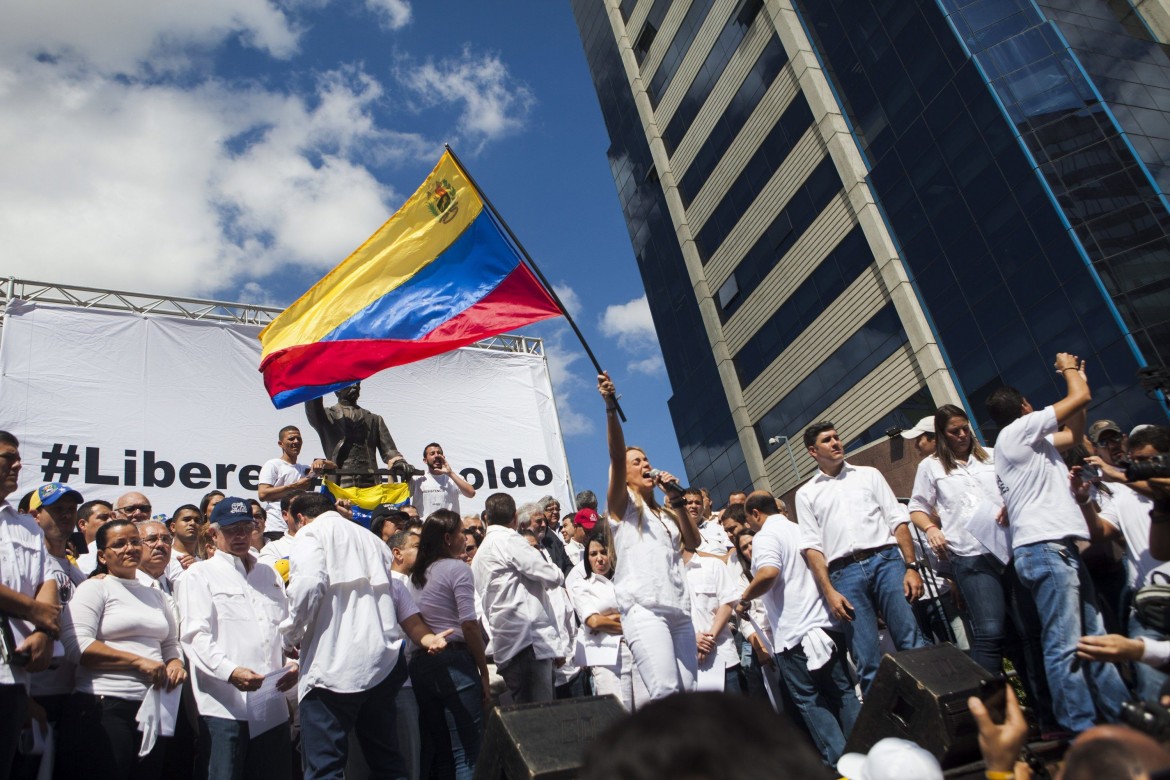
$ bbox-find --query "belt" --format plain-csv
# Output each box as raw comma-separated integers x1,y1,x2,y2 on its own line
827,544,895,574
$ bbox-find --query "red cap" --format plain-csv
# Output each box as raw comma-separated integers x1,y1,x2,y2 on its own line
574,508,599,531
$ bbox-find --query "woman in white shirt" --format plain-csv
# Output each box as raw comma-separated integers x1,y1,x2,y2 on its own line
598,372,701,700
908,404,1007,673
408,509,491,780
59,520,186,780
570,533,645,710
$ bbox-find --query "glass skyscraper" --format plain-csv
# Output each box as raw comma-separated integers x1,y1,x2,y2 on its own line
572,0,1170,504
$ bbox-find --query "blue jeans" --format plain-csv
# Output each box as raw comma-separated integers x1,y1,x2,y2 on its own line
1128,609,1170,705
951,553,1008,673
829,546,928,692
198,716,291,780
408,646,484,780
300,654,409,780
1013,540,1131,732
774,632,861,766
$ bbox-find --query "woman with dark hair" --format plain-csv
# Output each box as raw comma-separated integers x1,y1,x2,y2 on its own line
599,372,701,700
60,520,186,779
569,532,644,710
198,491,224,522
408,509,490,780
908,404,1007,673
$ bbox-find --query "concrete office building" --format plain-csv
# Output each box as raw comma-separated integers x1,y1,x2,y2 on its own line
571,0,1170,503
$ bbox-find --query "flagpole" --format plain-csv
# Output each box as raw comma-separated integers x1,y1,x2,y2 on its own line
445,144,627,422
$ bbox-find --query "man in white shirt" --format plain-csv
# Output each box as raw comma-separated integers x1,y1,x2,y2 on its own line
409,442,476,518
134,519,179,593
73,498,112,575
258,426,330,541
0,432,60,771
741,490,859,765
986,352,1129,733
179,497,298,779
471,492,564,704
281,492,449,779
797,421,926,692
682,488,733,558
257,491,307,585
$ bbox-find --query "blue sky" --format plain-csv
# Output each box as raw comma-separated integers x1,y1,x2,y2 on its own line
0,0,688,502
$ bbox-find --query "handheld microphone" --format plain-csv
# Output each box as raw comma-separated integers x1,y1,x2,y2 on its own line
647,468,685,496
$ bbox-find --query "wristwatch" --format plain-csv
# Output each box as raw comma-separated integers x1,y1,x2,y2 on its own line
904,561,921,571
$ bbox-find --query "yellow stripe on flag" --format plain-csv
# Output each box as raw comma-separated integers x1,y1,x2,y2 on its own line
259,151,483,359
323,480,411,511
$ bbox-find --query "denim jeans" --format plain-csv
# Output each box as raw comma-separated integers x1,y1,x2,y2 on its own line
829,546,928,692
408,646,484,780
197,716,291,780
774,633,861,766
950,553,1008,673
1013,539,1131,732
1128,609,1170,705
300,654,409,780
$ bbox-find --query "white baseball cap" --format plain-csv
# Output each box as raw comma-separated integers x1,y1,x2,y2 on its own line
900,416,936,440
837,737,944,780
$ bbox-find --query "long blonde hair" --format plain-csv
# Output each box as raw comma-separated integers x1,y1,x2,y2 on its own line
625,446,683,547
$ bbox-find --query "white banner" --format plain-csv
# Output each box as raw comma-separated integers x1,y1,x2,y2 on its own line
0,300,572,517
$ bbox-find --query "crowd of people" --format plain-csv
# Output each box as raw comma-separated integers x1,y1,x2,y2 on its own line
1,349,1169,780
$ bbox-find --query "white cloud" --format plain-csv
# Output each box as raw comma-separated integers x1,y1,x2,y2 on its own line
0,61,397,296
628,354,665,376
600,294,658,349
0,0,532,302
397,45,535,144
552,282,582,319
600,294,666,376
543,327,594,437
365,0,412,29
0,0,301,75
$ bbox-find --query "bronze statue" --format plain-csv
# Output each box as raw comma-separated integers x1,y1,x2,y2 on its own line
304,383,418,488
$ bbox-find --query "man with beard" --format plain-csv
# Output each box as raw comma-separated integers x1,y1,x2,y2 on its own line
409,443,476,517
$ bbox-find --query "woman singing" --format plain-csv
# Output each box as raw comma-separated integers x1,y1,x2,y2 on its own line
599,372,701,699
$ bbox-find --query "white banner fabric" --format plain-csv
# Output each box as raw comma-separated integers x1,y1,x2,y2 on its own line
0,301,572,517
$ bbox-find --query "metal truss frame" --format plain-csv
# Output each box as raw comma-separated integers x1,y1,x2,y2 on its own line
0,277,544,356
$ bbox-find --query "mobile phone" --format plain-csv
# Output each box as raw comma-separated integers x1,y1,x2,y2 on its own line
1081,462,1102,483
977,676,1008,724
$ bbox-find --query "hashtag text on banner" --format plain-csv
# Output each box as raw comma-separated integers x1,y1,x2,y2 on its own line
41,443,80,482
257,150,563,409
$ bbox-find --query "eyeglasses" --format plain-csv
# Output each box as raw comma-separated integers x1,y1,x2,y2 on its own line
141,534,173,547
117,504,152,516
105,538,143,551
219,523,254,536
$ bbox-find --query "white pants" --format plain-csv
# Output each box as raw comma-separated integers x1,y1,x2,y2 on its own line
591,641,649,711
620,603,696,701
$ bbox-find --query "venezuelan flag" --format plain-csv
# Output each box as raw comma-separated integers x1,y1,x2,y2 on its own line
259,151,562,408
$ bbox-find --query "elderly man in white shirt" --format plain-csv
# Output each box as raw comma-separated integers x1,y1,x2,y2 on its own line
471,492,564,704
741,490,860,765
281,492,449,780
796,421,927,693
178,497,299,780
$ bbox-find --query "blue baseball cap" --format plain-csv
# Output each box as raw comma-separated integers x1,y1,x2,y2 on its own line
210,497,255,527
30,483,83,511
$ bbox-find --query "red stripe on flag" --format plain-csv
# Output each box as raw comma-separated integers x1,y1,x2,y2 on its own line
262,263,560,398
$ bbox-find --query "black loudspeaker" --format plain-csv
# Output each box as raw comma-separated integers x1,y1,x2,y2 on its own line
473,695,626,780
843,644,994,768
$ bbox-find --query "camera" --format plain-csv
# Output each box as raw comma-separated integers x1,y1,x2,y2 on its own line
1120,699,1170,741
1126,454,1170,482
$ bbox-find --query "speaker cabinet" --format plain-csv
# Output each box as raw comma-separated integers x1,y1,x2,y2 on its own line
473,695,626,780
844,644,994,768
